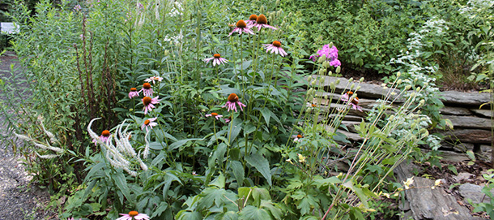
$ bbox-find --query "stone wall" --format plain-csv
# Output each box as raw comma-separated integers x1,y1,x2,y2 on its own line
312,76,492,160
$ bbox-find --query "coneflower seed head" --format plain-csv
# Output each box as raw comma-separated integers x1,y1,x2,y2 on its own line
272,41,281,47
256,14,267,24
236,20,247,28
129,211,139,217
297,134,303,138
143,96,152,105
130,87,137,91
102,130,110,137
211,113,218,116
144,119,150,125
213,54,221,58
143,83,151,89
351,97,359,105
249,14,258,21
228,93,239,102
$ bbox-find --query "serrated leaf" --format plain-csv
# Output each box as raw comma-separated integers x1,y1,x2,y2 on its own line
246,153,272,186
230,161,245,186
113,172,131,204
343,180,369,208
239,205,271,220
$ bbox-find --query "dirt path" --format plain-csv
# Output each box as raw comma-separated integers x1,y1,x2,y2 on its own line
0,52,55,220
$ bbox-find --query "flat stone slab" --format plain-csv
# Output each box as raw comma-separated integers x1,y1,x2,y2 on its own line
471,109,493,118
458,183,493,204
439,106,473,116
441,91,490,106
445,129,493,144
442,115,492,129
395,162,480,220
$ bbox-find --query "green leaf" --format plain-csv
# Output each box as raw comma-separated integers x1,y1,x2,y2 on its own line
168,138,202,151
297,195,319,216
260,200,282,219
239,205,271,220
246,153,272,186
343,180,369,209
113,172,131,204
228,118,243,145
447,165,458,175
209,173,226,189
151,202,168,218
260,108,272,126
230,160,245,186
217,211,238,220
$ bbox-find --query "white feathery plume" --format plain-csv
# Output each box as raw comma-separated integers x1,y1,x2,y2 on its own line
143,131,150,159
39,119,58,144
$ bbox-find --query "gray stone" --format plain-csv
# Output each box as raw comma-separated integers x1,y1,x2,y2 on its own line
439,106,472,116
471,109,493,118
441,91,490,106
316,76,405,101
453,172,474,182
394,162,480,220
445,129,492,144
422,149,470,162
440,142,474,152
458,183,493,204
442,115,492,129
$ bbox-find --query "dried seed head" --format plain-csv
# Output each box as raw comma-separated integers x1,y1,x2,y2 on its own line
236,20,247,28
228,93,239,102
257,14,267,24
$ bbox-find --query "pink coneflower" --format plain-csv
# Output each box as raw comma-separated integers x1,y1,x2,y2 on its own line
92,130,111,145
229,20,255,36
144,76,163,84
341,91,362,112
223,93,246,112
205,112,223,120
204,54,228,66
74,4,81,11
141,117,158,132
263,41,288,57
140,82,154,97
142,96,160,115
294,134,303,143
246,14,258,26
252,14,277,31
128,87,139,99
116,211,150,220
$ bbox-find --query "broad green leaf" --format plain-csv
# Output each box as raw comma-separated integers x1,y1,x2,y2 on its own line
239,205,271,220
230,161,245,186
113,172,131,203
246,153,272,186
260,200,282,219
168,138,202,151
260,108,272,126
228,118,243,145
343,180,369,208
209,173,226,189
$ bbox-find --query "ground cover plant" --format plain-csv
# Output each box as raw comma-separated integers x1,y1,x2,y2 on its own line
0,0,492,219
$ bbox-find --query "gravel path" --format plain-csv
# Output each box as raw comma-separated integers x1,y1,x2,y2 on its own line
0,52,55,220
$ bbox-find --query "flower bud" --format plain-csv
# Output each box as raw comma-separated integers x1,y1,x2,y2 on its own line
319,77,325,84
350,84,355,89
336,79,340,85
359,77,364,82
336,66,341,74
276,0,280,6
328,71,332,76
416,87,421,92
423,82,429,87
311,80,317,86
330,82,335,90
317,55,326,63
308,75,313,82
410,92,416,98
328,42,333,48
389,115,395,121
318,69,326,75
419,100,425,106
348,77,353,82
260,6,265,14
324,95,328,99
397,72,401,77
322,61,330,68
356,86,361,91
405,85,412,90
397,79,402,85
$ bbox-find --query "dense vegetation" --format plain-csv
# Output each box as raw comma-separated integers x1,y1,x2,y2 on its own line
0,0,492,219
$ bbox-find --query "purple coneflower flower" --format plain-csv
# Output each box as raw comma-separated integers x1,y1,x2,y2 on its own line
293,134,303,143
263,41,288,57
74,4,81,11
252,14,277,31
144,76,163,84
141,117,158,132
205,112,223,120
142,96,160,115
246,14,258,27
223,93,246,112
92,130,110,146
117,211,150,220
204,54,228,66
140,82,154,97
229,20,255,36
128,87,139,99
341,91,362,112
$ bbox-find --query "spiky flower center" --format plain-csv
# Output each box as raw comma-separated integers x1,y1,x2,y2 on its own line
346,91,354,96
249,14,258,21
144,119,150,125
273,41,281,47
311,104,316,107
236,20,247,28
297,134,303,138
143,83,151,89
129,211,139,217
228,93,239,102
143,96,152,106
351,97,359,105
130,87,137,92
211,113,218,117
256,14,267,25
213,54,221,58
101,130,110,137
